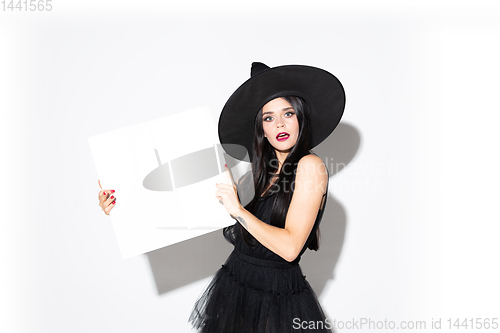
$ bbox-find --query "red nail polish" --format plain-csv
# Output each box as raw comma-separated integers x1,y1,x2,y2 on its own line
112,201,116,204
111,190,115,193
103,192,106,195
225,164,227,168
110,195,114,199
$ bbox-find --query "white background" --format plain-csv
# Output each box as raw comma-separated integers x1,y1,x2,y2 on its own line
1,1,499,332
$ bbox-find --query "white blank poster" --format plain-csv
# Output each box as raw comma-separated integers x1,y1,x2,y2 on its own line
88,106,235,259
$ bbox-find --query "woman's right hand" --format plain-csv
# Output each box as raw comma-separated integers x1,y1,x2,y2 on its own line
98,179,116,215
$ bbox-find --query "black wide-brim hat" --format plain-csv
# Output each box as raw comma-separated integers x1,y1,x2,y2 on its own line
218,62,345,163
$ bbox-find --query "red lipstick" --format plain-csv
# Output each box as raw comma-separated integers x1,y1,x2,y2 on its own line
276,132,290,142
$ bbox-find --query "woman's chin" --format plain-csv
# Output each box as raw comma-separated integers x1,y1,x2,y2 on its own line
272,140,296,151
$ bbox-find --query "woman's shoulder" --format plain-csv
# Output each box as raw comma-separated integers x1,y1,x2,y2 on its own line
295,154,329,188
298,153,323,164
297,153,327,173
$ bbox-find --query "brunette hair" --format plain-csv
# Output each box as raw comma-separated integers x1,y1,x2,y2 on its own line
238,95,321,251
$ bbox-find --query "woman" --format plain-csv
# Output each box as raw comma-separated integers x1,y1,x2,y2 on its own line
98,62,345,332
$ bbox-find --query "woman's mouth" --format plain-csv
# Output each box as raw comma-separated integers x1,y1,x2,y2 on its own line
276,132,290,142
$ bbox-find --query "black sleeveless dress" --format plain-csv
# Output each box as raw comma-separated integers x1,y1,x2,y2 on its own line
189,173,331,333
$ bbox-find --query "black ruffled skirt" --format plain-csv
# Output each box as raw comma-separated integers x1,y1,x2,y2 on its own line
189,249,332,332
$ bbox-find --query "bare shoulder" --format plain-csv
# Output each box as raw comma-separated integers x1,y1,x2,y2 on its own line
298,154,324,166
296,154,328,192
297,154,327,177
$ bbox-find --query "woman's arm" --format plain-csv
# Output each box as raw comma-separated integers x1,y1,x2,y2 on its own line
219,155,328,262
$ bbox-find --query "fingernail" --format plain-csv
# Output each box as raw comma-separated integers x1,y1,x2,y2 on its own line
110,195,114,199
103,192,107,195
225,164,227,168
112,201,116,204
111,190,115,193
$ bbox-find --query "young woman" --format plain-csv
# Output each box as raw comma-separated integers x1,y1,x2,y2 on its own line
98,62,345,332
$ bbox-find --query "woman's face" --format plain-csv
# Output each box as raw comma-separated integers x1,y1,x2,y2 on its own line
261,97,299,154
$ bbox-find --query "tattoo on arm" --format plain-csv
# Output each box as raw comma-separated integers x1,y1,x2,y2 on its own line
230,214,248,229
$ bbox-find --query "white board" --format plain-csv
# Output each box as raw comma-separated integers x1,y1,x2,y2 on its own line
88,106,239,259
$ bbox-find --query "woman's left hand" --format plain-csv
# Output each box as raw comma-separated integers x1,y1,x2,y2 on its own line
216,165,243,217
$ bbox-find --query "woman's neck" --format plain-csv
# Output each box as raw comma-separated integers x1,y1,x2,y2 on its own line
274,150,289,172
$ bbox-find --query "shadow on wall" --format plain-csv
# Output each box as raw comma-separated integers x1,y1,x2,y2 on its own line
145,123,360,301
301,122,359,296
145,228,234,295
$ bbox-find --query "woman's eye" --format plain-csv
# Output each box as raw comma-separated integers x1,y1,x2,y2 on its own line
264,112,294,122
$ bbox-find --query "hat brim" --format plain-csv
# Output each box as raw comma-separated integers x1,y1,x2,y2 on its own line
218,65,345,162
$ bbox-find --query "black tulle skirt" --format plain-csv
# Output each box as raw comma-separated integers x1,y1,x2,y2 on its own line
189,248,332,332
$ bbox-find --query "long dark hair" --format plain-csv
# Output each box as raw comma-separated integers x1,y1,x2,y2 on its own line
239,95,321,251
